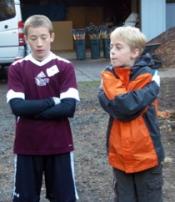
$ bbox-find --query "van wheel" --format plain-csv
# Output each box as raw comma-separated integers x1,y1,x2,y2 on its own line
0,65,9,81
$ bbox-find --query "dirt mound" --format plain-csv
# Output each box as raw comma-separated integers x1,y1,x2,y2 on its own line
147,27,175,68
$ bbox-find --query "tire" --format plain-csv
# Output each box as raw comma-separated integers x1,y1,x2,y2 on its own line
0,65,9,81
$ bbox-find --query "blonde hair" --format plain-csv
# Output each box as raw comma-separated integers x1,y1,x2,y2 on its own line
24,15,53,35
110,26,147,54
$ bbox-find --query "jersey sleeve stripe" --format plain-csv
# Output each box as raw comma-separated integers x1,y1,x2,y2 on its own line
6,89,25,103
60,88,80,101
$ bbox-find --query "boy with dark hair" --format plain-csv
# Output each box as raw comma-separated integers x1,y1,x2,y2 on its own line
98,26,164,202
7,15,79,202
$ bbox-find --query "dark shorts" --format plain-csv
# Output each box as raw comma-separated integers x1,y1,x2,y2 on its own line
113,164,163,202
13,152,78,202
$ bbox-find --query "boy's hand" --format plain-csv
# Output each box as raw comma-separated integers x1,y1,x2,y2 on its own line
99,79,103,89
52,97,61,105
152,70,160,86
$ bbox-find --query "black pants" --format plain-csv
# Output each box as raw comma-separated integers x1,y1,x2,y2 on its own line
113,164,163,202
13,153,78,202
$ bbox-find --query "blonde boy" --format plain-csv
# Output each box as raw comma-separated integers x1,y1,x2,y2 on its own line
7,15,79,202
98,26,164,202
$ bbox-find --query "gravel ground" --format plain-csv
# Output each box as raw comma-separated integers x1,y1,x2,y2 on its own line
0,78,175,202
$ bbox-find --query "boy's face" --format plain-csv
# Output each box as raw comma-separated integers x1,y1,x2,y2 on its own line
110,37,139,67
25,26,54,61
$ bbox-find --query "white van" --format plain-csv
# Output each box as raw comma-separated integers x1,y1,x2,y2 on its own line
0,0,26,79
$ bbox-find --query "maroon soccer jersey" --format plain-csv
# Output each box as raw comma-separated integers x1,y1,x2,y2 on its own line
7,52,80,155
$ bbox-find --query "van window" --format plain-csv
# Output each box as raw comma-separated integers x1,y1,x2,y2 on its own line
0,0,16,21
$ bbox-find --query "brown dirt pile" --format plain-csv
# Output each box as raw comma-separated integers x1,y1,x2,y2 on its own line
147,27,175,68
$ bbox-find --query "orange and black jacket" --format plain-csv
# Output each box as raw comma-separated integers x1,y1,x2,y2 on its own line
98,53,164,173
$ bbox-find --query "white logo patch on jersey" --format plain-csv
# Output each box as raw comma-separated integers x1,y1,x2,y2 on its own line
46,65,59,77
35,71,49,86
37,71,46,78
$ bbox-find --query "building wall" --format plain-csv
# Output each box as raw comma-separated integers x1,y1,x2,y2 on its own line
166,3,175,29
140,0,166,40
